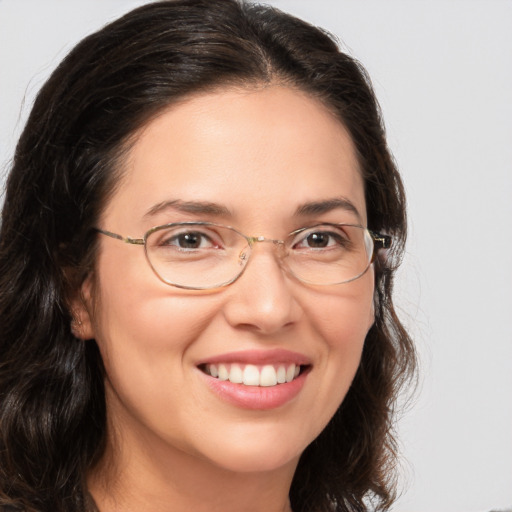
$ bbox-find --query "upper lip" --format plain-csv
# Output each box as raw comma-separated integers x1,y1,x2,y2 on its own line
196,348,311,367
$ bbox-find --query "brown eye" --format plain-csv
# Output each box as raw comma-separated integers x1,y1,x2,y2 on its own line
293,227,349,250
156,229,220,250
174,232,203,249
305,232,330,248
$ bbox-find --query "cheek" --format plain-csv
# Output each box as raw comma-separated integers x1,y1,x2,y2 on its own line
90,245,218,355
94,284,220,367
300,273,374,428
90,281,226,447
308,272,375,348
89,252,223,421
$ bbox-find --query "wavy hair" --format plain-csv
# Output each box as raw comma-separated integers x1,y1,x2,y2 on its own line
0,1,416,510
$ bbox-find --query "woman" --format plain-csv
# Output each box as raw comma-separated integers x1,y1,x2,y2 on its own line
0,1,416,511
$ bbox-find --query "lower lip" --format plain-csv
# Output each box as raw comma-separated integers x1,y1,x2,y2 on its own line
201,370,308,410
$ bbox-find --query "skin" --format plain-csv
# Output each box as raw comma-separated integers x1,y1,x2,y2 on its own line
75,85,375,512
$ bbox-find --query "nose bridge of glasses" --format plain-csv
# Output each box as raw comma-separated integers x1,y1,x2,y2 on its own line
239,236,286,267
246,235,285,246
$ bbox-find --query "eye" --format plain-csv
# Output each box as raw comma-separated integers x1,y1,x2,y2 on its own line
156,228,222,251
302,232,334,248
171,232,211,249
292,226,351,250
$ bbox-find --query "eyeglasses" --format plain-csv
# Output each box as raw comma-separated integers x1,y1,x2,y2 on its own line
96,222,391,290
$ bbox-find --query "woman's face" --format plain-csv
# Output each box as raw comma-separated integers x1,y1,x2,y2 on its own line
78,86,374,475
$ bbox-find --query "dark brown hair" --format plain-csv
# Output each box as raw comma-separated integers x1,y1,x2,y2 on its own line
0,1,416,511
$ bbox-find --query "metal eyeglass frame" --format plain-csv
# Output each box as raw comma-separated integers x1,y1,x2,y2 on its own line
95,222,392,290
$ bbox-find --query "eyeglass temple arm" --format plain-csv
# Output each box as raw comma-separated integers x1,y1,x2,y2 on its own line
95,228,145,245
371,232,392,250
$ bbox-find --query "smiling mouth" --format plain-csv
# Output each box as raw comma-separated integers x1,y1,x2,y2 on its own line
199,363,308,387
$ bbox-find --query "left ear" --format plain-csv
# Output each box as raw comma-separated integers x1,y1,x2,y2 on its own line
367,265,377,332
69,272,96,340
365,296,376,334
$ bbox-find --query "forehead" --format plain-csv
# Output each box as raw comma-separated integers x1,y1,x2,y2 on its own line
103,86,366,230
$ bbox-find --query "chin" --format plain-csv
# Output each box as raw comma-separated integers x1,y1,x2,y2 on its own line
211,448,300,475
193,425,308,474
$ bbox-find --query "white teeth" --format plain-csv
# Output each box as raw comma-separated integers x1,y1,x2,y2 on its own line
285,364,296,383
229,363,243,384
205,362,302,386
243,365,260,386
260,365,277,387
218,364,229,381
276,365,286,384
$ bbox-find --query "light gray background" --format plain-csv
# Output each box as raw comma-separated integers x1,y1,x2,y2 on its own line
1,1,511,511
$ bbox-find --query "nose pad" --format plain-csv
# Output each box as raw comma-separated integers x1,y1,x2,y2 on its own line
237,239,285,271
238,248,249,267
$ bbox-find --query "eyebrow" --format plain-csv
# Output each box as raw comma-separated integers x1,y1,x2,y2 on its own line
144,197,362,222
294,197,362,222
144,199,232,219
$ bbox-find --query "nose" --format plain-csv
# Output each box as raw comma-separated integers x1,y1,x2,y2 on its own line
222,243,302,335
